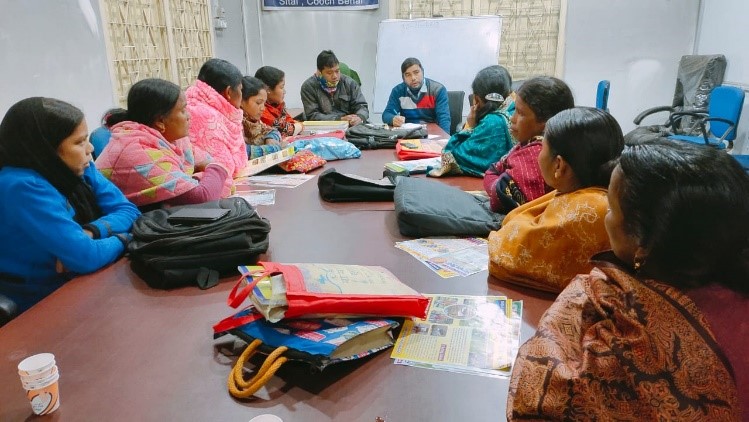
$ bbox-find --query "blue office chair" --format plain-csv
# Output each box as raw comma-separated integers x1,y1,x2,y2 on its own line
667,85,744,150
596,80,610,112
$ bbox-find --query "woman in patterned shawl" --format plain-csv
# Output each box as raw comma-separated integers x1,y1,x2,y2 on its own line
488,107,624,292
96,78,229,209
508,139,748,420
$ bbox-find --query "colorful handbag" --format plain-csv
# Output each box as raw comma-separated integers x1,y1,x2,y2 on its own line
214,307,399,399
227,262,430,322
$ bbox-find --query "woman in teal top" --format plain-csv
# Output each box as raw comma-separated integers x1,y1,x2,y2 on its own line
431,65,515,177
0,97,140,313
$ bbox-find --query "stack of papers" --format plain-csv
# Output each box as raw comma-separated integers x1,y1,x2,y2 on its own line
395,237,488,278
300,120,349,135
391,294,523,378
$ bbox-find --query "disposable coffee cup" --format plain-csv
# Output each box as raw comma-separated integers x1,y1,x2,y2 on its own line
249,415,283,422
24,372,60,416
18,353,61,416
20,364,58,388
17,353,55,376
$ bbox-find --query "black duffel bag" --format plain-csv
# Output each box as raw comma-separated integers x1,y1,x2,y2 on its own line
345,124,428,150
128,198,271,290
317,168,397,202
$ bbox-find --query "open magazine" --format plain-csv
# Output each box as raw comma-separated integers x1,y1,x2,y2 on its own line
391,294,523,378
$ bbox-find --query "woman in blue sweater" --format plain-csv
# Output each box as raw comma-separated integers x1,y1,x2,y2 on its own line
0,97,140,313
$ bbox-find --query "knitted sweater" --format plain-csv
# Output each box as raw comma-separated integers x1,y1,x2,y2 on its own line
382,78,450,134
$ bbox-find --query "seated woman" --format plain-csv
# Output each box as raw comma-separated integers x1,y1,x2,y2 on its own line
95,78,230,209
186,58,246,178
0,97,140,313
430,65,515,177
240,76,286,159
254,66,303,137
483,76,574,213
508,139,748,420
488,107,624,292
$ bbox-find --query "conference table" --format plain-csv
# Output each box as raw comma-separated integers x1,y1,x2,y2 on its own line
0,125,557,421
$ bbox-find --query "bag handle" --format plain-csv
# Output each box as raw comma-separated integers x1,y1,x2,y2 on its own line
227,268,272,309
228,339,288,399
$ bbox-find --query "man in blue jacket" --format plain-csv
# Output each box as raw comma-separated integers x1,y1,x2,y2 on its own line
382,57,450,134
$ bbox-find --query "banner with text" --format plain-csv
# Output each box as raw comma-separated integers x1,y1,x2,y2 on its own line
263,0,379,10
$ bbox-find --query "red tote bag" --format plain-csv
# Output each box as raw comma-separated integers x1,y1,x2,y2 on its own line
227,262,429,321
395,138,447,160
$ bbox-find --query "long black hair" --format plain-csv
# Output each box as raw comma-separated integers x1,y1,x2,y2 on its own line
471,65,512,123
616,139,749,293
105,78,181,127
0,97,101,224
544,107,624,188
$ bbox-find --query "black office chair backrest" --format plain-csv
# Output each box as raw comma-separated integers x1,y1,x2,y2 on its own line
447,90,465,134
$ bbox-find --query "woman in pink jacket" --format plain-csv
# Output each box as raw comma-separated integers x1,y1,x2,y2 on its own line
186,58,247,178
95,78,229,209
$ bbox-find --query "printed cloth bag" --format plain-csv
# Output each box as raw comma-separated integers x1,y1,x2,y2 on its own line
226,262,429,322
213,307,399,399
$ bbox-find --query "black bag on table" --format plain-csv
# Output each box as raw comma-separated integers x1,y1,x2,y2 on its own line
128,198,271,290
345,124,428,150
394,177,503,237
317,168,397,202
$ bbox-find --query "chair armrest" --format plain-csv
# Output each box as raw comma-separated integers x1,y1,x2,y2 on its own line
633,106,675,125
667,111,709,128
703,117,737,147
0,293,18,327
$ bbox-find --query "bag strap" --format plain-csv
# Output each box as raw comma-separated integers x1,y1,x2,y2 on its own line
227,268,272,309
228,339,288,399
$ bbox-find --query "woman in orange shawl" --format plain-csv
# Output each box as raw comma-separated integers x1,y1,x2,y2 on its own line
508,139,748,420
488,107,624,292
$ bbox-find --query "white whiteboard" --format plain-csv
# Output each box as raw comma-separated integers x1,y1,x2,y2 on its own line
373,16,502,114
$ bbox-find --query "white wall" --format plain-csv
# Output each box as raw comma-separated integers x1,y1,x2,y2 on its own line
243,2,390,121
696,0,749,153
211,0,249,74
0,0,728,142
562,0,701,134
0,0,115,130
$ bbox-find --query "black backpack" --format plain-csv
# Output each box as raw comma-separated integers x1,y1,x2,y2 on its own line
128,198,271,290
345,125,428,149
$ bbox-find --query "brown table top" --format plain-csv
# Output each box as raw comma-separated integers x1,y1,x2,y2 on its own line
0,127,556,421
